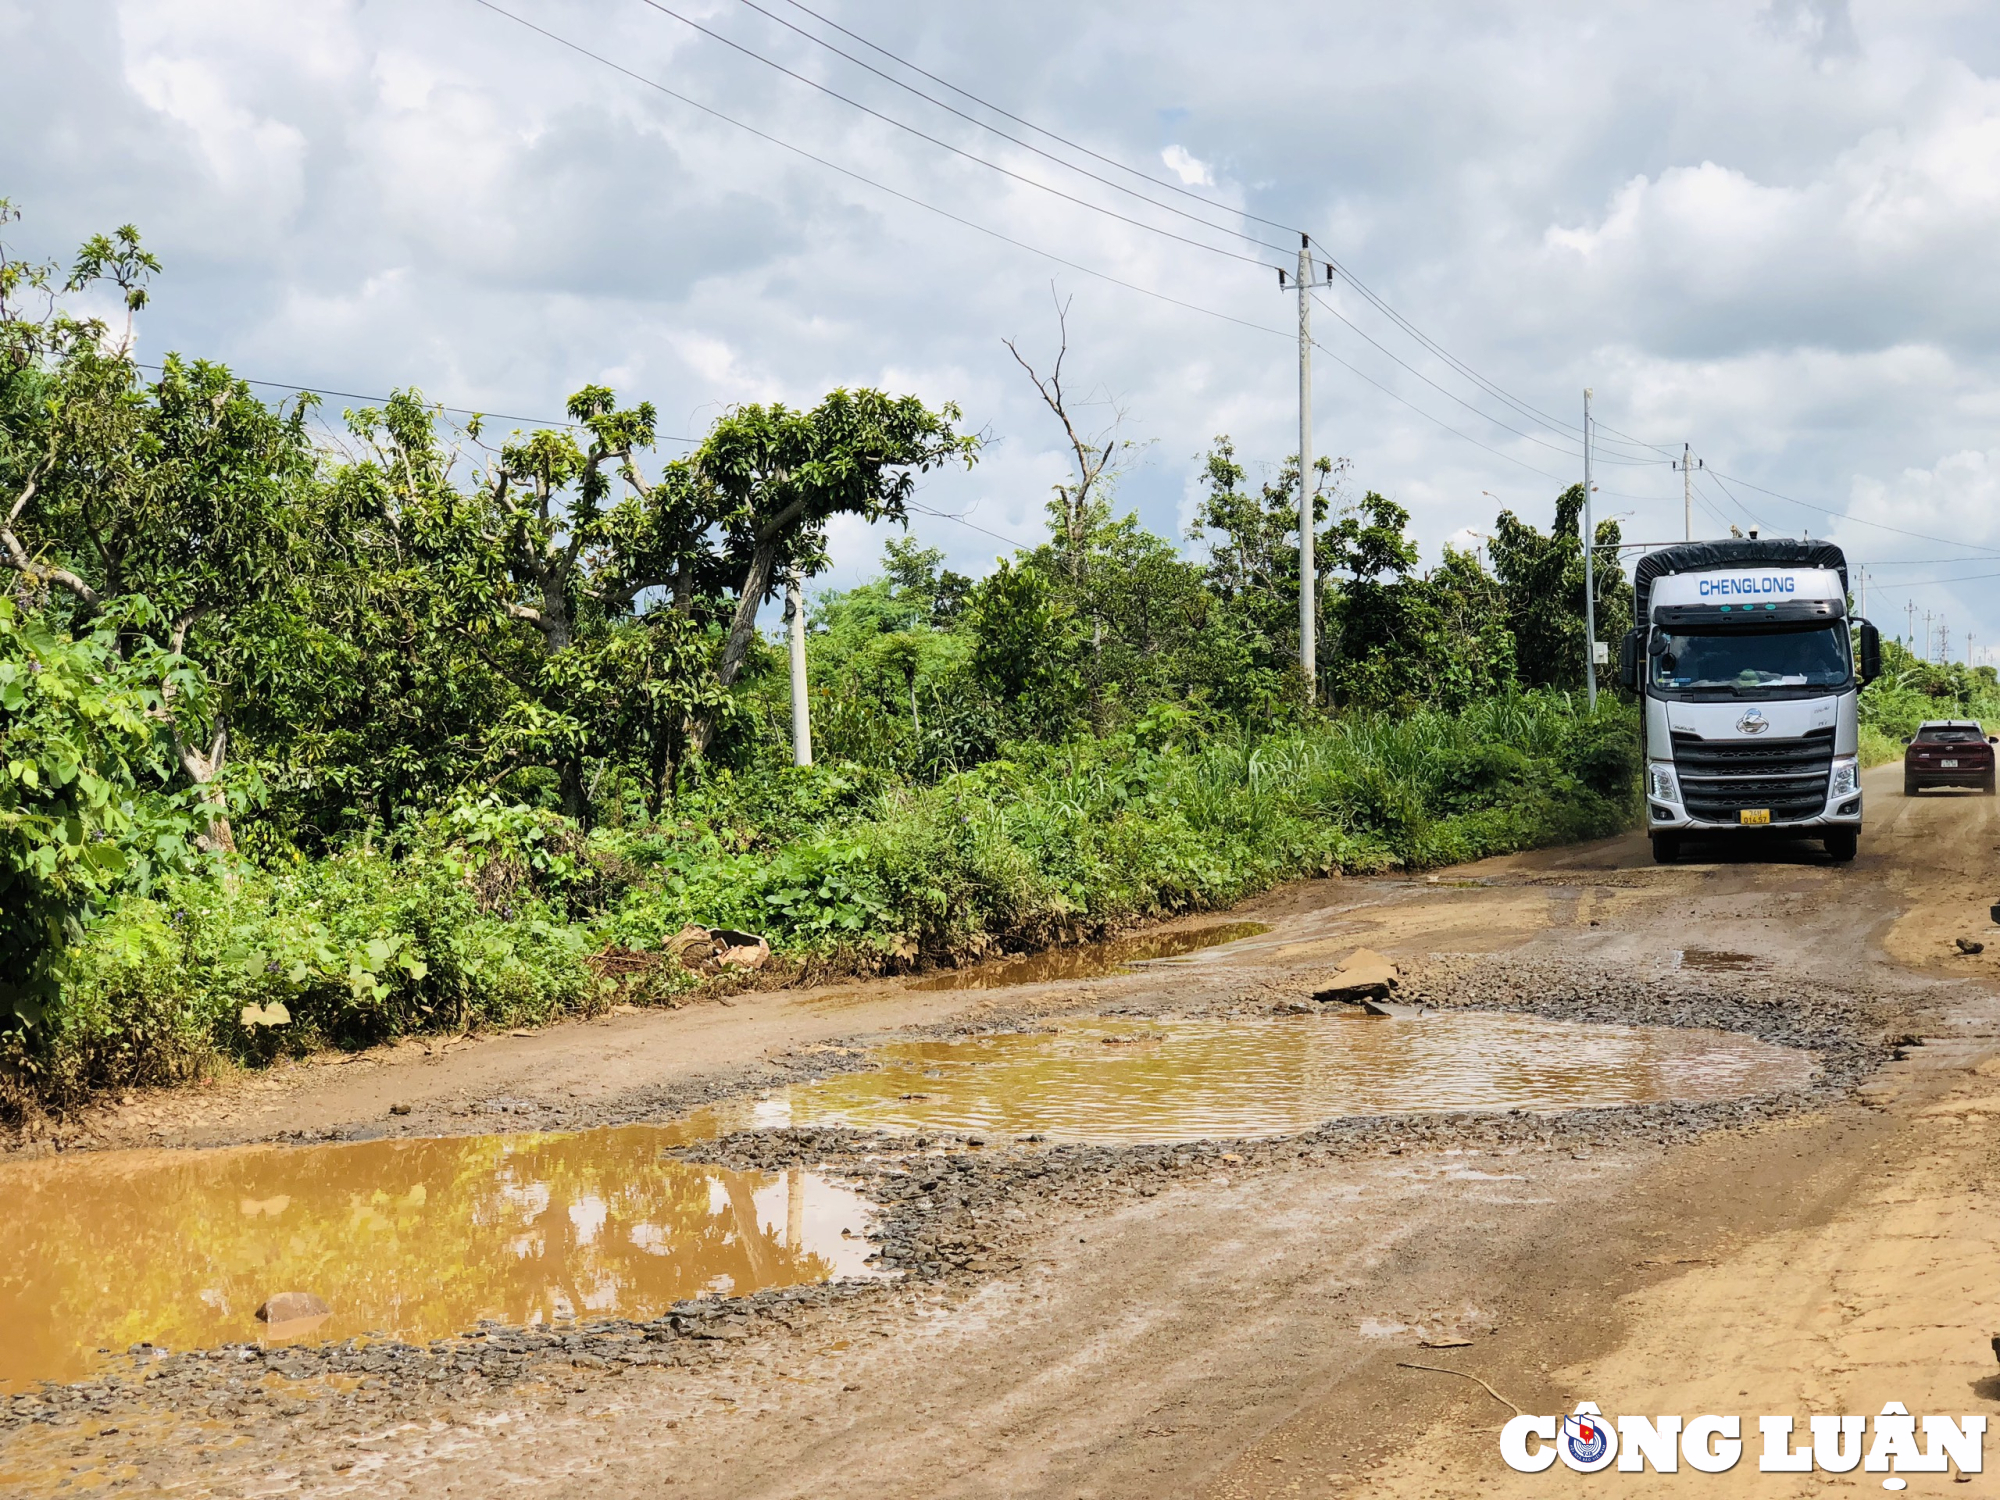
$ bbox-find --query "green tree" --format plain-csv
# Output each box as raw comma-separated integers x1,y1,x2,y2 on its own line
1187,436,1342,693
1488,484,1631,691
0,215,316,852
0,596,190,1026
694,389,978,754
965,558,1081,726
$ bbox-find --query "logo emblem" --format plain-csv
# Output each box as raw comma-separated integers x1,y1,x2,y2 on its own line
1558,1404,1618,1472
1736,708,1770,735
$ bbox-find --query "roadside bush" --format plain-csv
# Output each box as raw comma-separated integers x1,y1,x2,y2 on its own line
1859,642,2000,765
12,689,1637,1119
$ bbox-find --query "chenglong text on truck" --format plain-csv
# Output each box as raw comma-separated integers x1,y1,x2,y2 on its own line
1618,539,1881,866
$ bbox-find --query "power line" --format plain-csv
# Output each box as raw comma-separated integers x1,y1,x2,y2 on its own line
1306,333,1572,486
723,0,1288,258
907,501,1037,550
1852,569,2000,591
1313,263,1665,461
472,2,1708,523
471,0,1294,343
630,0,1282,270
130,361,702,439
1706,467,2000,558
770,0,1673,465
1307,290,1662,467
769,0,1302,238
1694,468,1759,532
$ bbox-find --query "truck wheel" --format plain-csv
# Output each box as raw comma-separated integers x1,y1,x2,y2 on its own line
1650,833,1680,865
1825,829,1858,863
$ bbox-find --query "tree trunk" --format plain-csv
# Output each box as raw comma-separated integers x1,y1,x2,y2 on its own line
560,757,589,824
689,539,781,756
175,716,236,856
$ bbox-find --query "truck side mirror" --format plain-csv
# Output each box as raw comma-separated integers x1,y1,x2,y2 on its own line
1618,629,1642,693
1857,620,1881,685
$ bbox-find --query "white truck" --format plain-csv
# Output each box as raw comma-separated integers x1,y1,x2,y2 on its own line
1617,538,1881,865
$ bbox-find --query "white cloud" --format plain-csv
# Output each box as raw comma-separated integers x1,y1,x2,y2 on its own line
1160,144,1214,186
5,0,2000,636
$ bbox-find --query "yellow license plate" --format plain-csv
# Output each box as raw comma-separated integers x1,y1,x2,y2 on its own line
1740,809,1771,825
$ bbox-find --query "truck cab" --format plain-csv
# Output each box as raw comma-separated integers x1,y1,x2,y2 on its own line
1618,539,1881,865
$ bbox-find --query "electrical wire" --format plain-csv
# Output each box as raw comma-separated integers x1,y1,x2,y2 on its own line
723,0,1288,258
765,0,1675,463
770,0,1302,238
468,1,1857,546
1306,334,1573,485
1693,468,1759,533
1307,290,1662,467
1707,467,2000,558
630,0,1282,270
472,0,1295,344
1313,263,1665,461
133,361,701,442
907,501,1038,550
1860,569,2000,590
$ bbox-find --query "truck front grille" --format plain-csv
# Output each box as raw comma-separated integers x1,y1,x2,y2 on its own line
1671,728,1833,824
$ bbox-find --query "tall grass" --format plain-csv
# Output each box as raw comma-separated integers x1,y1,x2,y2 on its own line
16,691,1636,1117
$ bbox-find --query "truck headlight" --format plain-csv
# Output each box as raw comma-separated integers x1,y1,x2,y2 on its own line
1646,762,1678,802
1828,756,1859,799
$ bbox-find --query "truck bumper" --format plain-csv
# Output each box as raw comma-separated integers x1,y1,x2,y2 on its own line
1646,796,1862,831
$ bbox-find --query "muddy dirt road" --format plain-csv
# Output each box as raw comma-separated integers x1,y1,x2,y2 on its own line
5,760,1998,1497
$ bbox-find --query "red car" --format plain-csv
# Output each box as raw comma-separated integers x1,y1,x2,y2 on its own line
1903,720,1996,795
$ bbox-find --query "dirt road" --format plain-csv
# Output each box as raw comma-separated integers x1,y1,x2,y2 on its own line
6,761,1998,1497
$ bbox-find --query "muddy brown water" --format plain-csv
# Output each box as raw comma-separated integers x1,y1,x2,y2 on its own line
909,921,1271,990
751,1012,1817,1144
0,1127,880,1390
0,1007,1813,1392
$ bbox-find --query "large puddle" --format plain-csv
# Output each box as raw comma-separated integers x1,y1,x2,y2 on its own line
0,1127,879,1389
0,1008,1815,1392
748,1011,1817,1143
910,921,1271,990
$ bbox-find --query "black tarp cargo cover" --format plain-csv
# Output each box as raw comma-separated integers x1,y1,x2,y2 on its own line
1632,539,1848,624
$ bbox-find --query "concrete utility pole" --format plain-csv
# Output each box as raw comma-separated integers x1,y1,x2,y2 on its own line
1582,387,1598,710
1856,566,1865,619
786,571,812,767
1925,609,1935,663
1296,234,1316,704
1672,443,1701,541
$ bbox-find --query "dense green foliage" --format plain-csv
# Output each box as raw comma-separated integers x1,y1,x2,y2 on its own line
1857,638,2000,763
0,209,1640,1115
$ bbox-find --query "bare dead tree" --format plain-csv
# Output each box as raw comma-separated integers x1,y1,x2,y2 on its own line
1003,289,1127,582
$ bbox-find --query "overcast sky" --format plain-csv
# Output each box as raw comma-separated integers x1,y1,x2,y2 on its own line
5,0,1999,657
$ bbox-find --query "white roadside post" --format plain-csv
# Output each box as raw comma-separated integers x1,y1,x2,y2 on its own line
1297,235,1316,705
787,570,812,767
1582,388,1598,710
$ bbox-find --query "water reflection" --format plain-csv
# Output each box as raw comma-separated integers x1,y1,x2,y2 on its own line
0,1125,879,1389
911,922,1271,990
760,1011,1816,1143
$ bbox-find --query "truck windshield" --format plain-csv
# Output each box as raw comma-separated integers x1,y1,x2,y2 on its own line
1650,625,1851,695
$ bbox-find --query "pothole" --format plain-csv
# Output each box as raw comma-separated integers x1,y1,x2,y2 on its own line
748,1011,1818,1144
909,921,1271,990
1676,949,1767,972
0,1126,883,1390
